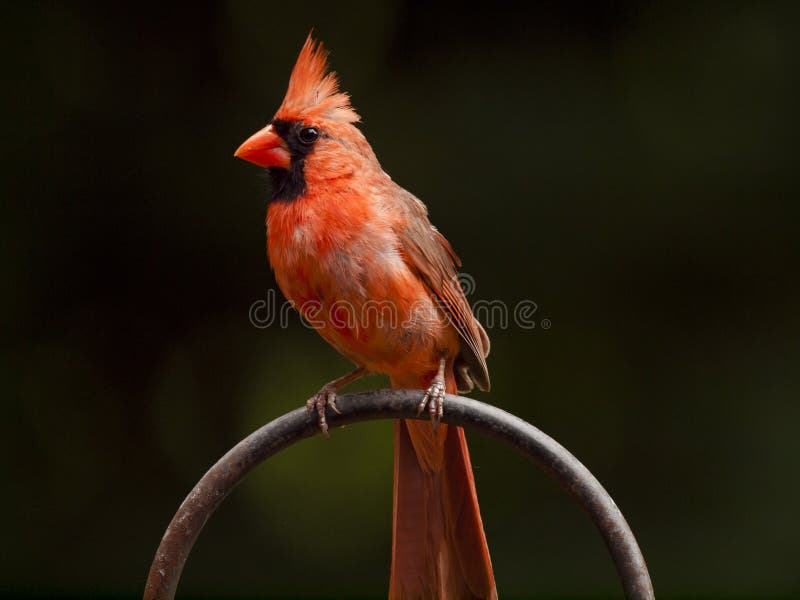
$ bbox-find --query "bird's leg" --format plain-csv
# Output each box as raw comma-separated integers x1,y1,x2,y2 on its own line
417,357,446,430
307,366,369,438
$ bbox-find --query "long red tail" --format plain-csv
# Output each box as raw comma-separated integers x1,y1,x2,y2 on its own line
389,373,496,600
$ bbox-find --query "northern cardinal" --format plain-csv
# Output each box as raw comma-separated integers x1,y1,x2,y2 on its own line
235,36,496,599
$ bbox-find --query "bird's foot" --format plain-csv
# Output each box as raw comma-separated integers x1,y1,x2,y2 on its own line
306,384,341,438
417,374,445,430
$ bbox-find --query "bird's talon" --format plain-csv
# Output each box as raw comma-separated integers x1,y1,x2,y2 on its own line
417,392,430,416
307,386,342,437
419,378,445,428
328,392,341,415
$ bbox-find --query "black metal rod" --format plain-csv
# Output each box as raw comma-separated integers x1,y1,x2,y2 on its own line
144,390,654,600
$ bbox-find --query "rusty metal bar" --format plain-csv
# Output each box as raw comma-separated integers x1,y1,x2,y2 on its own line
144,390,655,600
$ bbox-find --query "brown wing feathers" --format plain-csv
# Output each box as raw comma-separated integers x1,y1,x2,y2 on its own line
393,192,490,392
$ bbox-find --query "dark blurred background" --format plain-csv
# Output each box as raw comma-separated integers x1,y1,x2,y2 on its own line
3,1,799,598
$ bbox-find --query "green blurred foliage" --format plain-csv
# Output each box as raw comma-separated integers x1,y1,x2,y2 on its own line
2,1,799,598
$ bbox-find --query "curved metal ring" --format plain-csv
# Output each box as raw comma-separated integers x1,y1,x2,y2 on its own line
144,390,655,599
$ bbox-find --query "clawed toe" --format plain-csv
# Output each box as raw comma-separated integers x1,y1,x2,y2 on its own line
306,386,338,438
417,378,446,429
303,368,369,439
328,394,341,414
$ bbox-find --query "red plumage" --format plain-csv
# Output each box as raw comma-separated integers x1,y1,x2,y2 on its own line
236,35,496,599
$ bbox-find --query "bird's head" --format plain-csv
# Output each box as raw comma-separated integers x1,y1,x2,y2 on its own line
235,35,375,202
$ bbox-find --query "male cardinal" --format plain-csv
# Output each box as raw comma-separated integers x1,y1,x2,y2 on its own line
235,36,496,600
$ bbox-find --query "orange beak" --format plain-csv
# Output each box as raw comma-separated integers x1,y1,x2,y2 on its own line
234,124,291,169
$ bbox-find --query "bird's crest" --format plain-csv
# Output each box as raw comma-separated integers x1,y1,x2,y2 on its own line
274,35,360,124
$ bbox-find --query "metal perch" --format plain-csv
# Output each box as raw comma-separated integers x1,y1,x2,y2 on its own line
143,390,655,599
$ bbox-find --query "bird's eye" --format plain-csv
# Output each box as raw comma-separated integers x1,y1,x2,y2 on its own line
298,126,320,144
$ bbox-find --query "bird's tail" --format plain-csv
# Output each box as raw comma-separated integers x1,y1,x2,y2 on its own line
389,371,496,600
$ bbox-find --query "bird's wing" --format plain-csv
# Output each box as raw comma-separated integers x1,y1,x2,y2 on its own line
390,189,490,391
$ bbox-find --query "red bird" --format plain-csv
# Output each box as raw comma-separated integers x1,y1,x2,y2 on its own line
235,36,496,600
